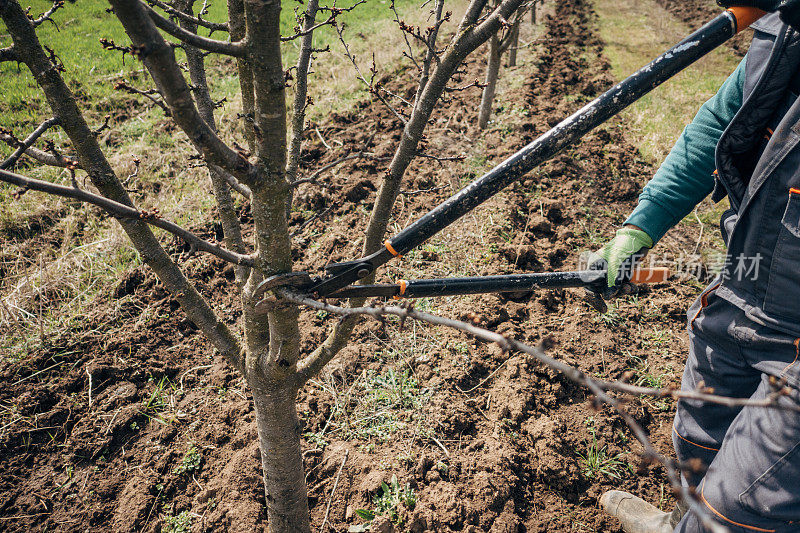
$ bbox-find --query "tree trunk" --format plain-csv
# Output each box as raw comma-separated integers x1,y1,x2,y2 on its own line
531,0,537,24
478,33,501,129
251,378,310,533
507,20,519,67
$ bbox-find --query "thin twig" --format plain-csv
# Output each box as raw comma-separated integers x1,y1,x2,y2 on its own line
0,118,60,170
145,0,228,31
320,449,349,531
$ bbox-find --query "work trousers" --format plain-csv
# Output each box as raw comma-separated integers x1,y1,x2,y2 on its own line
673,283,800,533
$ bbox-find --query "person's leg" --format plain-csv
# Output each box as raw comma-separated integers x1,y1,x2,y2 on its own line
601,289,761,533
674,374,800,533
673,290,762,487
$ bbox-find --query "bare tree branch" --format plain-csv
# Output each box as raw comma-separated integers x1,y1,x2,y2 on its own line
143,2,245,56
221,169,252,199
389,0,421,71
0,168,255,267
459,0,490,29
145,0,228,32
177,0,249,283
31,0,65,28
286,0,320,190
0,117,60,169
225,0,256,153
0,46,18,62
414,0,446,103
113,80,171,115
0,131,80,168
109,0,259,188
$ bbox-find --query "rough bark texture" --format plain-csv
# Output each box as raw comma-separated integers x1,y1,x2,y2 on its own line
240,0,307,529
252,380,310,533
478,33,502,129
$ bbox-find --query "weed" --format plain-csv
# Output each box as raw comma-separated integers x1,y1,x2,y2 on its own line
578,419,629,480
174,445,201,475
162,510,192,533
355,474,416,526
142,376,179,424
597,301,621,326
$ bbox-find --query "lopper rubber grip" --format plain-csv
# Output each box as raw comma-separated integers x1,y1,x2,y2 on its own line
727,6,767,33
630,267,670,284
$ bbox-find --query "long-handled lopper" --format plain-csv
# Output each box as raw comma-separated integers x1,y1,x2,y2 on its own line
256,6,765,308
325,267,671,300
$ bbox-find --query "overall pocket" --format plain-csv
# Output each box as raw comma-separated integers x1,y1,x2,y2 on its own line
738,438,800,521
763,189,800,324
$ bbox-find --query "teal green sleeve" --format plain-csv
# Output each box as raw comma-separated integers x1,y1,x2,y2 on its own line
624,56,747,243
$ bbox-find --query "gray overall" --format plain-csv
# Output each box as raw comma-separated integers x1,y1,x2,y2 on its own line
673,14,800,533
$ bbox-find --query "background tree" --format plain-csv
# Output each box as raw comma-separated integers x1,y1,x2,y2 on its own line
0,0,529,530
477,2,527,129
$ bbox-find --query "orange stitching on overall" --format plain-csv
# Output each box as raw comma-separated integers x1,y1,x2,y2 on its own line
691,282,721,330
673,426,720,452
700,481,777,532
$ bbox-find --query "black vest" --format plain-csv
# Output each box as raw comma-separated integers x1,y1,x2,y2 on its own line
713,13,800,334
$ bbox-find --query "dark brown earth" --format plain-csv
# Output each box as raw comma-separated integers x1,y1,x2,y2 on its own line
0,1,736,531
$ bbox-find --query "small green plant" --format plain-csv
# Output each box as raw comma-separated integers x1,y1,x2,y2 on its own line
578,419,629,480
162,510,192,533
355,474,416,526
142,376,176,420
597,301,621,326
174,446,201,475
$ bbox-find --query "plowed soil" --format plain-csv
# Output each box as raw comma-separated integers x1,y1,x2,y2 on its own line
0,1,732,531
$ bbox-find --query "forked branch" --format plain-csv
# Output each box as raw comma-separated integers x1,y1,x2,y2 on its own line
0,117,60,169
143,2,245,56
31,0,65,28
0,168,255,267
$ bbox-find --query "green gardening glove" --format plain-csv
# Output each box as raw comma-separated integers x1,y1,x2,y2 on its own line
588,226,654,299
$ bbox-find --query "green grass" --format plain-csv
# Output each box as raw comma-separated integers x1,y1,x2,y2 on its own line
578,417,630,480
594,0,741,164
0,0,434,134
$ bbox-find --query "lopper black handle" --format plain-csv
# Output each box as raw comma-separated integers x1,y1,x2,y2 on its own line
328,268,671,299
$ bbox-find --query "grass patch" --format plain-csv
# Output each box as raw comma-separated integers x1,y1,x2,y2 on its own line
594,0,741,164
578,417,630,480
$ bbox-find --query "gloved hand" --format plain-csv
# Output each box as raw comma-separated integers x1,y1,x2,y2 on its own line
718,0,800,30
588,226,654,299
